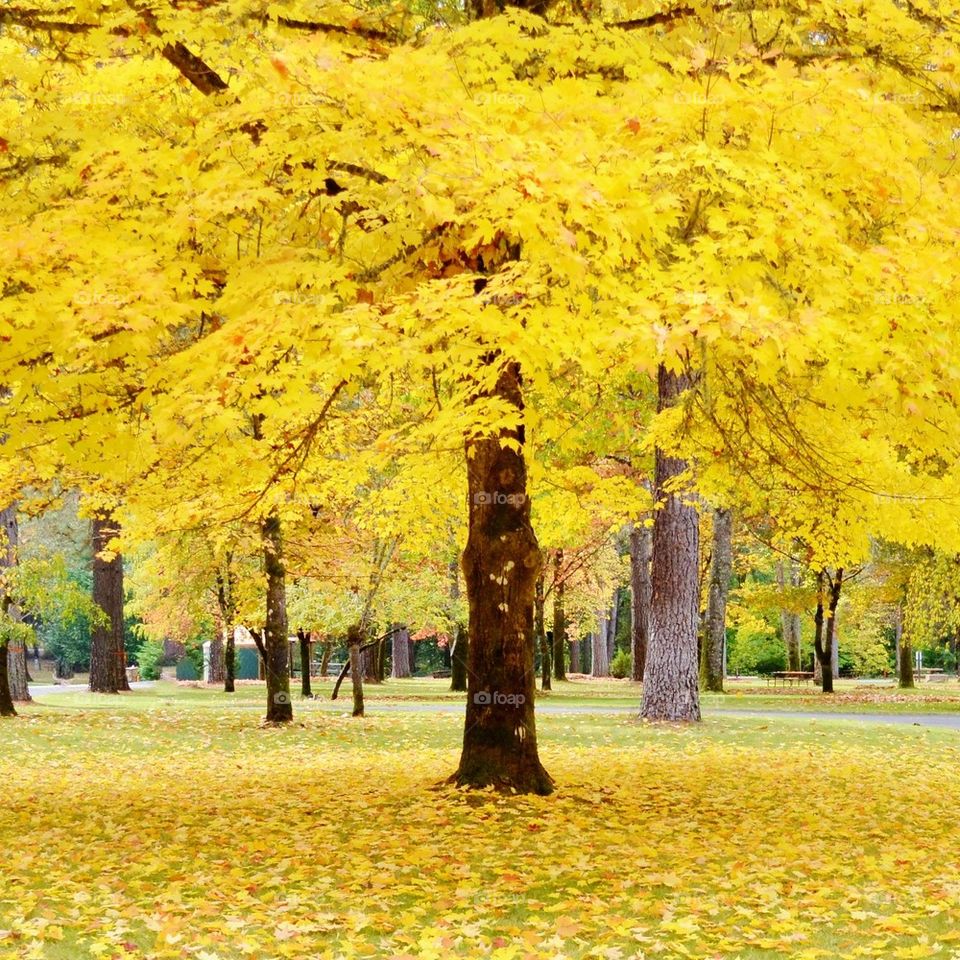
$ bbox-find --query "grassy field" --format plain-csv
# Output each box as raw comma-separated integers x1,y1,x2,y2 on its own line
3,683,960,958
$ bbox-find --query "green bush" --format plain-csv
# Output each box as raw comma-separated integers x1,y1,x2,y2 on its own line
136,638,166,680
610,649,632,679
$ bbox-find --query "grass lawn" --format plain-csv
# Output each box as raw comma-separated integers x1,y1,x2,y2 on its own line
3,684,960,958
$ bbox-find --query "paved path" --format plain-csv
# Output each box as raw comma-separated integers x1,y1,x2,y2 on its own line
25,684,960,729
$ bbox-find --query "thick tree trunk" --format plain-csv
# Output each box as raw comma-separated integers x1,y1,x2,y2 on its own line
814,569,843,694
208,634,225,684
392,624,411,679
1,504,32,703
0,640,15,716
641,365,701,722
570,634,581,673
298,628,312,697
453,360,552,795
630,521,652,683
591,616,610,677
362,643,379,683
552,551,566,681
261,514,292,722
536,573,551,690
347,623,364,717
701,507,732,693
89,514,129,694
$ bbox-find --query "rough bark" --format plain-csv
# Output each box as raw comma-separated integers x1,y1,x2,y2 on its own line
453,360,552,795
347,622,364,717
1,505,29,702
607,589,619,662
591,617,610,677
208,633,225,685
536,573,551,690
297,628,312,697
701,507,732,693
261,514,293,722
630,521,652,683
89,514,130,694
776,559,803,671
641,364,701,722
570,634,581,674
813,568,843,694
391,624,411,679
552,551,566,681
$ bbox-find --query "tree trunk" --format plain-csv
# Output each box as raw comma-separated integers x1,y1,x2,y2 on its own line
570,634,581,673
216,562,236,692
814,569,843,694
535,573,551,690
319,640,332,677
362,642,379,683
630,521,652,683
392,624,411,679
298,628,312,697
701,507,732,693
89,514,129,694
641,365,702,722
0,640,15,716
641,365,700,721
347,622,364,717
208,634,225,684
830,611,840,681
453,360,552,795
897,605,914,688
0,503,27,704
552,551,566,681
776,560,803,672
261,514,292,722
591,615,610,677
607,589,619,662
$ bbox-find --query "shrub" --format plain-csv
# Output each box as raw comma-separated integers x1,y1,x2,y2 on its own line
136,638,166,680
610,649,632,679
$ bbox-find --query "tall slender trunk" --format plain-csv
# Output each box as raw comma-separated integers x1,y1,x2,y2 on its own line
261,514,292,722
591,615,610,677
701,507,732,693
454,359,552,795
347,622,364,717
552,551,566,681
776,560,803,671
641,365,701,722
607,589,619,662
814,568,843,694
298,628,312,697
89,514,129,694
897,605,914,688
630,521,652,683
451,625,468,691
392,624,411,679
570,634,581,673
535,573,550,690
830,611,840,681
216,561,236,692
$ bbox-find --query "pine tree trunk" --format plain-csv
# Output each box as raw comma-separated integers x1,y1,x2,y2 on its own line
89,515,129,694
535,573,551,690
630,521,652,682
450,624,468,691
392,624,412,679
453,360,552,795
347,623,364,717
607,590,619,662
261,514,292,722
0,640,15,717
570,634,581,674
702,507,732,693
298,629,312,697
552,551,566,681
641,365,701,722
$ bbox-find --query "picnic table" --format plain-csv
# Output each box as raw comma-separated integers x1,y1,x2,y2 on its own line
767,671,815,687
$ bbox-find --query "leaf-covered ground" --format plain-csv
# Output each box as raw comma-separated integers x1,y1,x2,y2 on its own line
3,689,960,959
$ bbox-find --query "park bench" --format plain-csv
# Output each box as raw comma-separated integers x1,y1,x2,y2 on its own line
768,671,815,687
432,669,452,679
